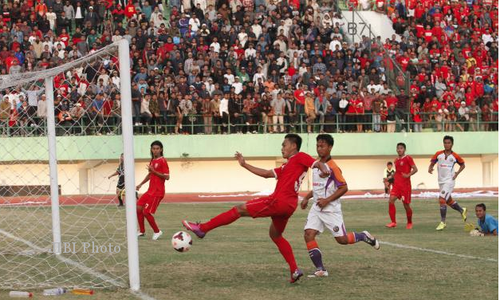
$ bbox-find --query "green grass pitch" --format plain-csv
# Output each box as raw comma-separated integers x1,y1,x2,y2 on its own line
0,197,497,300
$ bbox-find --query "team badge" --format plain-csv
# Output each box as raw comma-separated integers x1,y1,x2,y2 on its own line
441,190,446,194
333,226,339,232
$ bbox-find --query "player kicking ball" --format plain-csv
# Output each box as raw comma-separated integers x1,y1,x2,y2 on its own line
386,143,418,229
428,136,467,231
301,134,379,278
136,141,170,240
182,134,330,283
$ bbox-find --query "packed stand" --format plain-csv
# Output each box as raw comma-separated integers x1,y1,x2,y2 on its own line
346,0,498,132
0,0,497,136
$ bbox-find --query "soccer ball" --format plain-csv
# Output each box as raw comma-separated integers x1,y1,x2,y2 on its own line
171,231,192,252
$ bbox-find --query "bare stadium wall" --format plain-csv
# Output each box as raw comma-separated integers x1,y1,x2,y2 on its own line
1,132,497,194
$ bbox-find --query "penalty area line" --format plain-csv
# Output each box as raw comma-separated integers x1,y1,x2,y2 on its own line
0,228,156,300
380,241,497,262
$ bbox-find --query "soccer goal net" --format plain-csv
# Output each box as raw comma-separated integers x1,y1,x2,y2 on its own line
0,40,139,291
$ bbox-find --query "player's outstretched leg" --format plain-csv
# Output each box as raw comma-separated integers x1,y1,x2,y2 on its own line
271,217,302,283
304,229,328,278
386,196,397,228
182,206,243,238
436,198,447,231
335,231,380,250
447,197,467,222
403,202,413,229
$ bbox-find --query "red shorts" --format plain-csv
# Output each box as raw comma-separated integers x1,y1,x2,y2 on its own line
137,193,163,214
246,196,297,218
390,185,412,204
245,196,297,234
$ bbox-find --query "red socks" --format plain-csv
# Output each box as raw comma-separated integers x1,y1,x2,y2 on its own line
405,206,413,224
272,236,298,273
137,208,145,233
389,202,396,223
200,207,241,233
145,213,160,233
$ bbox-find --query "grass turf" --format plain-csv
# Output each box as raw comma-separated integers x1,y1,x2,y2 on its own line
0,197,497,300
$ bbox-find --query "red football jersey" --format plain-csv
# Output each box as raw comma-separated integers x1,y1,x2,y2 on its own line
272,152,317,201
147,157,170,196
394,155,415,187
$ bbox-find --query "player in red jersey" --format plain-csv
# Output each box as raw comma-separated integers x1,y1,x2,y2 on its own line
182,134,330,283
386,143,418,229
136,141,170,240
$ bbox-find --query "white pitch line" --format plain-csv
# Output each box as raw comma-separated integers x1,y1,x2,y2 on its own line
0,228,156,300
380,241,497,262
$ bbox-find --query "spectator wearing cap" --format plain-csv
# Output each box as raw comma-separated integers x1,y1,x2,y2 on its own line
232,77,243,95
84,6,100,30
70,102,85,134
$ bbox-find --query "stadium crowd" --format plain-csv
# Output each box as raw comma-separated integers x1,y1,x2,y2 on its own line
0,0,497,136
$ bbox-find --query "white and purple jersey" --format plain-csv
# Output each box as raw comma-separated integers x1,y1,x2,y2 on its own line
311,159,347,213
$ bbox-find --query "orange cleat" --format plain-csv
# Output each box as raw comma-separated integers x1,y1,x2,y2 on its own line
406,223,413,229
385,222,397,228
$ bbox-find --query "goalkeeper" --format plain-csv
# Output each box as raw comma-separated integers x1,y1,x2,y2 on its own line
470,203,497,236
108,153,125,206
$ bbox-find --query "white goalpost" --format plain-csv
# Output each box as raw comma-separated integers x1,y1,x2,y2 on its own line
0,40,139,291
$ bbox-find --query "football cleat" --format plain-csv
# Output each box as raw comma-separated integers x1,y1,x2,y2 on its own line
182,220,206,238
137,232,145,237
385,222,397,228
436,222,447,231
406,223,413,230
152,230,163,241
290,269,304,283
461,207,468,222
307,270,329,278
362,231,380,250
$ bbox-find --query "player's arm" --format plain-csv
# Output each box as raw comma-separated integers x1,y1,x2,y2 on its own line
483,229,497,236
300,190,313,209
147,164,170,180
317,184,348,210
108,171,119,179
136,173,150,190
312,161,330,178
428,161,436,174
429,152,439,174
235,151,274,178
452,163,465,180
404,164,418,178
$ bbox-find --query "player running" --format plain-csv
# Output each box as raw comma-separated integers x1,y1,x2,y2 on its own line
108,153,125,206
301,134,379,278
136,141,170,240
386,143,418,229
428,136,467,231
182,134,330,283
